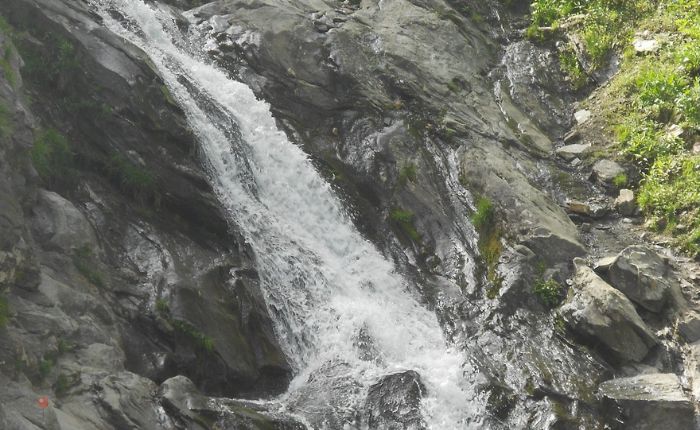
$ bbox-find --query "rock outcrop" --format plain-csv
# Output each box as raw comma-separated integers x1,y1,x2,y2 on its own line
560,263,657,362
599,373,695,430
606,245,680,313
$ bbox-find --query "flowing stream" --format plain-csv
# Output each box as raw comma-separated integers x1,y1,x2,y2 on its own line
90,1,482,427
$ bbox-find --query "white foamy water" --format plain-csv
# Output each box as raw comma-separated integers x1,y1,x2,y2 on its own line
90,1,482,427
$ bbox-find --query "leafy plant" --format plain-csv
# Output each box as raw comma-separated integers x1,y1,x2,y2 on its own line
172,320,215,353
72,246,105,288
389,208,421,243
471,197,503,297
534,278,562,307
612,172,628,188
30,129,75,188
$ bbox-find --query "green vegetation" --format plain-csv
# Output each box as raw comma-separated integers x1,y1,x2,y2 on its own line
389,208,421,243
172,319,215,353
0,102,11,138
30,129,75,188
72,246,105,288
398,163,417,185
38,357,53,380
0,293,9,328
533,262,562,307
1,44,15,88
107,155,157,204
156,298,170,315
53,373,71,397
612,172,628,188
471,197,503,297
527,0,700,255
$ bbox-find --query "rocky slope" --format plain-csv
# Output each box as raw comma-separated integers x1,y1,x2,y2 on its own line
0,0,699,429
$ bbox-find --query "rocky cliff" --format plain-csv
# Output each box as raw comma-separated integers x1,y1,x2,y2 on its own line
1,0,699,429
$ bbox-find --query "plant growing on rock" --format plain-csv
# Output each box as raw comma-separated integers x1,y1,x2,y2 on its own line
72,246,105,288
389,208,421,243
30,129,75,188
471,197,503,297
534,278,562,307
0,293,9,328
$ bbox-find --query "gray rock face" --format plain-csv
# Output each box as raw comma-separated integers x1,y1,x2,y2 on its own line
32,190,97,252
364,371,427,430
592,159,625,184
599,373,695,430
678,310,700,343
607,245,679,312
560,264,656,362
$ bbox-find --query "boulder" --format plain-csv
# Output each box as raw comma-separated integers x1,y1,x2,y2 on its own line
364,371,427,430
560,264,656,362
32,190,97,252
574,109,591,125
607,246,679,312
556,143,591,161
678,310,700,343
614,189,636,216
599,373,694,430
686,342,700,400
591,160,625,185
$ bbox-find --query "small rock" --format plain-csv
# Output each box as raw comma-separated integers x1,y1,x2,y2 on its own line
592,159,625,185
667,124,683,139
615,189,636,216
581,222,592,232
563,129,580,144
570,158,582,167
692,141,700,154
607,245,679,312
556,143,591,161
599,373,694,430
565,199,590,216
632,38,660,54
560,263,656,362
574,109,591,125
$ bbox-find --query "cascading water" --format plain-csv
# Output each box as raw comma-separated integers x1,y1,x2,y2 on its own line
90,1,484,427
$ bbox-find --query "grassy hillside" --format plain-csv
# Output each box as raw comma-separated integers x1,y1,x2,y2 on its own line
527,0,700,255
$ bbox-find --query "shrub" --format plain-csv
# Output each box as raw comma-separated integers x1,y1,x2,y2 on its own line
534,278,562,307
389,208,421,242
72,246,105,288
471,197,503,296
559,49,587,90
172,320,215,353
107,155,156,203
156,298,170,315
30,129,75,187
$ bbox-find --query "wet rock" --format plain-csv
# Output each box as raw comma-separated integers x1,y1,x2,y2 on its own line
560,263,656,363
564,199,608,219
607,246,679,313
599,373,694,430
678,310,700,343
573,109,591,125
614,189,636,216
364,371,426,430
524,228,586,269
556,143,590,161
32,190,97,252
591,160,625,185
632,38,660,54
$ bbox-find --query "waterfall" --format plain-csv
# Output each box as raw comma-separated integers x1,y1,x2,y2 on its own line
90,1,482,427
